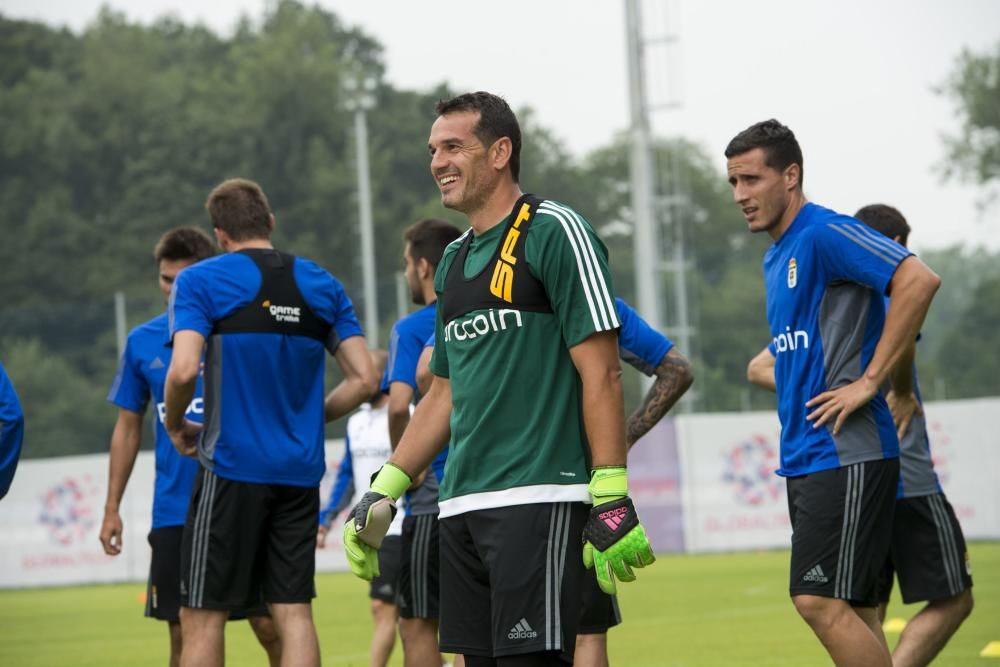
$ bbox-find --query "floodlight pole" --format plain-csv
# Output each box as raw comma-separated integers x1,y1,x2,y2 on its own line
344,74,379,346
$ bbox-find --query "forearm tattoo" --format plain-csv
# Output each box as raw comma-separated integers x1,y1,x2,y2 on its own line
625,349,693,448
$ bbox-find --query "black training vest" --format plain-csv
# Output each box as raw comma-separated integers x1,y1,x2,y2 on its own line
440,194,553,324
213,249,329,341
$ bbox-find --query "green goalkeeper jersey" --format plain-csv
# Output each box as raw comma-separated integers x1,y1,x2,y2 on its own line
430,196,619,518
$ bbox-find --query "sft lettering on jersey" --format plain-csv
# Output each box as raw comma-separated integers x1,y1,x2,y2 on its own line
772,326,809,353
156,398,204,424
444,309,523,343
489,202,531,303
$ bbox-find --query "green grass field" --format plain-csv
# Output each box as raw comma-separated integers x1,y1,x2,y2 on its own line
1,542,996,666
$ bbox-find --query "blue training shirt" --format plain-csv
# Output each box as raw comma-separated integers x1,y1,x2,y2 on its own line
616,298,673,376
169,251,363,487
764,203,910,477
385,305,441,515
107,314,202,528
0,360,24,500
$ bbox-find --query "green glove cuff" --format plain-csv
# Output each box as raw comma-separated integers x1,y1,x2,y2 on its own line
371,463,412,501
589,466,628,504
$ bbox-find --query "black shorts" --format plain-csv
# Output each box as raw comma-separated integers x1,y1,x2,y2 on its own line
577,572,622,634
180,468,318,610
399,514,440,619
371,534,402,604
146,526,268,622
877,493,973,604
439,502,588,662
787,458,898,606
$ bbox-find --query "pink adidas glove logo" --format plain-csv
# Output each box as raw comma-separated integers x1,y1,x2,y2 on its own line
599,506,629,531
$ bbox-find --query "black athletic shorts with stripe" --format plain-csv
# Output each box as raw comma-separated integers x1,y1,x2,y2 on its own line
877,493,973,604
399,515,439,618
180,468,318,610
147,526,269,622
439,502,588,662
371,534,402,604
787,458,899,606
577,573,622,634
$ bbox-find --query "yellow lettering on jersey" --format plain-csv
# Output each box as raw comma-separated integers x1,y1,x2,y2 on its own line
490,261,514,302
513,202,531,228
489,201,533,303
500,228,520,265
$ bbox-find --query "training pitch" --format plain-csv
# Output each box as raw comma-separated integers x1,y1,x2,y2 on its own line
0,543,996,666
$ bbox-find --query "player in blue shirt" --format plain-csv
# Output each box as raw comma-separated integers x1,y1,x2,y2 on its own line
574,298,694,666
384,218,461,666
100,227,281,667
728,120,941,667
854,204,973,667
0,360,24,500
164,179,378,667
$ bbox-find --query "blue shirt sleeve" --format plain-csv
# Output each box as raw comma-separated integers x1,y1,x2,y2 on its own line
319,439,355,526
0,361,25,499
615,298,673,376
106,333,150,414
814,220,913,294
385,322,426,391
425,334,434,348
295,258,364,354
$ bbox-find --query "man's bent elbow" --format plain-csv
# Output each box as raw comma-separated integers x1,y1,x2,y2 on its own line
166,363,198,387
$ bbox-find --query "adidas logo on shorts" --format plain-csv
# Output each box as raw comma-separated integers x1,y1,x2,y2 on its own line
508,618,539,640
802,564,829,583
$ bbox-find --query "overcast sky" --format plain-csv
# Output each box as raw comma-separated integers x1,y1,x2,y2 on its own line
4,0,999,251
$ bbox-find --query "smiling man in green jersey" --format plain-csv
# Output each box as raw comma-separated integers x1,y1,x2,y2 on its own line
343,91,655,667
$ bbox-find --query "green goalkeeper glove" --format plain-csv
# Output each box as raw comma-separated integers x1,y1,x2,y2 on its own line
342,463,411,580
582,466,655,595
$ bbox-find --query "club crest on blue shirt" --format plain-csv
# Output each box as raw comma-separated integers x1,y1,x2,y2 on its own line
787,258,798,288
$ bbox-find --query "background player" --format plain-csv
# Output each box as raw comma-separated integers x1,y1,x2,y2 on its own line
318,349,405,667
854,204,974,667
727,119,940,667
574,298,694,667
165,179,378,667
384,218,460,667
345,91,655,666
0,359,24,500
100,227,280,667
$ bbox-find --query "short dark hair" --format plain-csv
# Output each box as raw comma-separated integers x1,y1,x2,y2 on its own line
725,119,805,188
153,227,217,264
205,178,272,242
854,204,911,246
436,92,522,182
404,219,462,269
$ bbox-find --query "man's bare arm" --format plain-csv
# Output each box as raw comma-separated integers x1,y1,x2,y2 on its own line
388,376,452,477
625,349,694,449
807,256,940,434
387,382,415,451
570,330,627,468
324,336,379,422
164,330,205,456
99,409,144,555
415,346,434,397
887,337,921,440
747,346,777,393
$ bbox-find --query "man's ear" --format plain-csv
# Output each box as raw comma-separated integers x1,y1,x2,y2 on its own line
490,137,513,172
418,257,433,281
784,163,801,191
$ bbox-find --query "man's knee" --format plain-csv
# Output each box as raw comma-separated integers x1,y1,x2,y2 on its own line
930,589,974,621
248,614,281,647
398,616,437,642
792,594,851,630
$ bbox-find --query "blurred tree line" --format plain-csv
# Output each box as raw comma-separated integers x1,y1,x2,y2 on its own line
1,2,997,457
